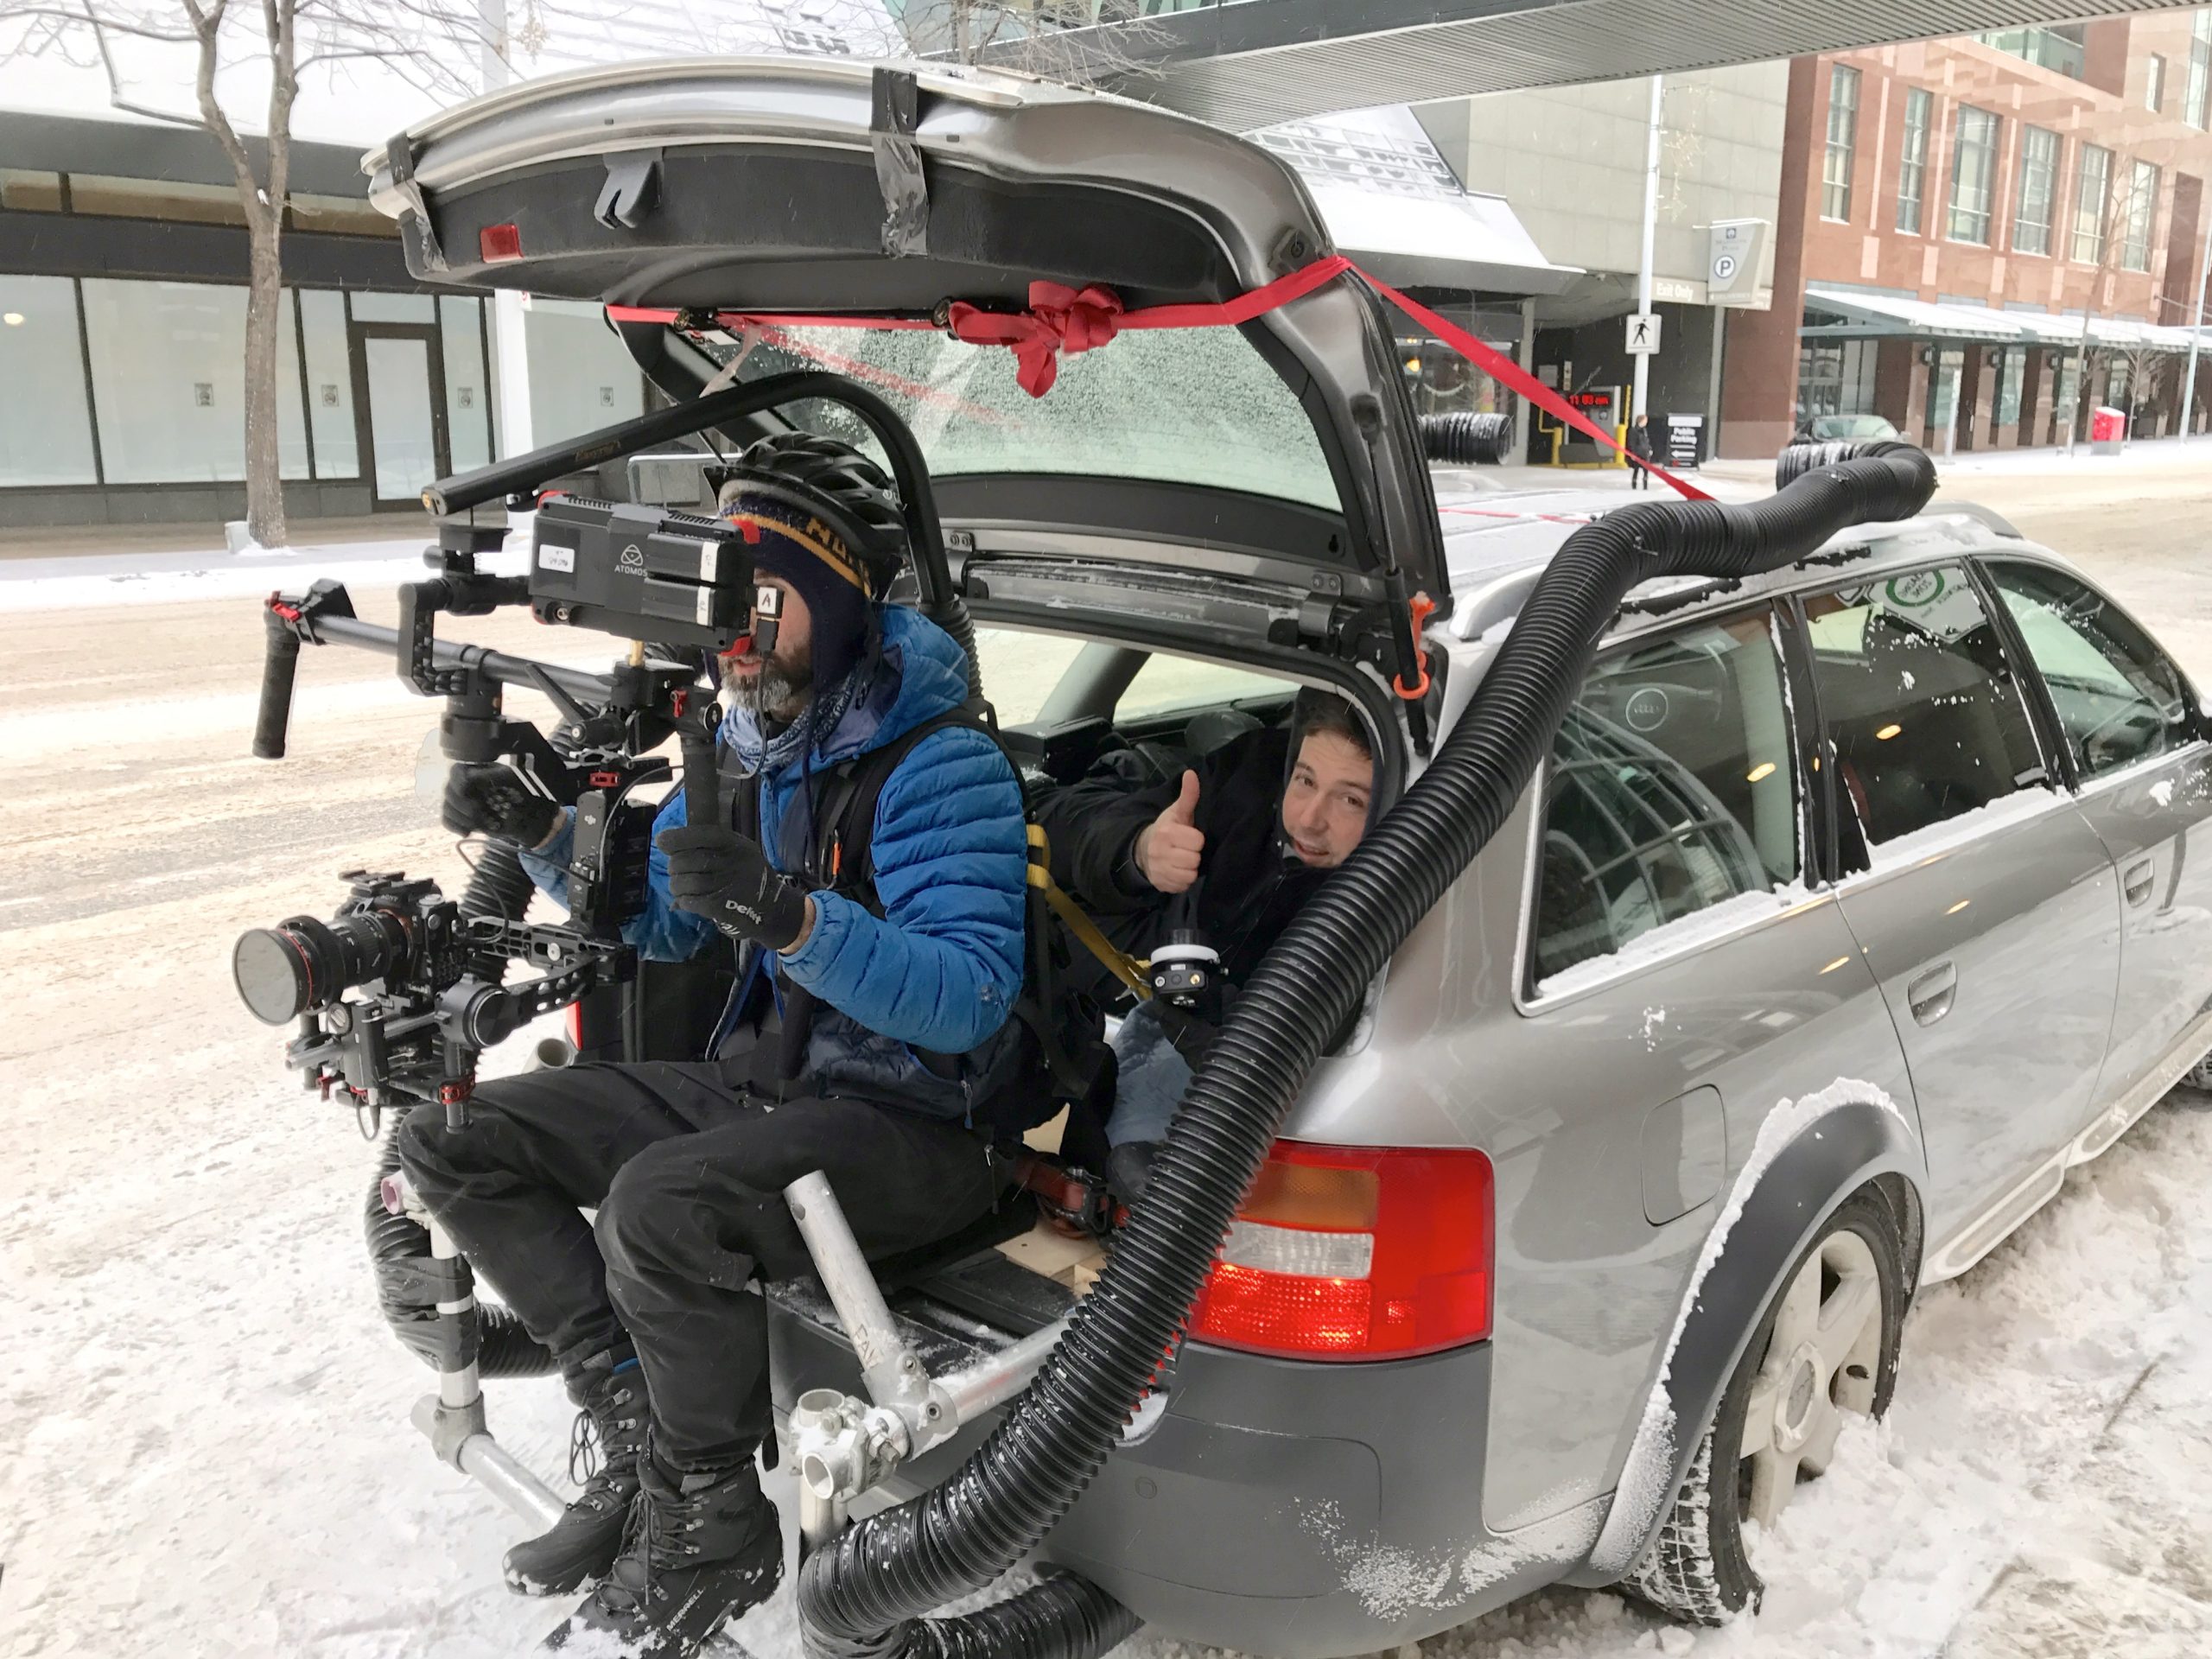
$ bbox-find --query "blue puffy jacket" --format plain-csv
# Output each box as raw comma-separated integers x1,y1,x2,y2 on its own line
519,605,1028,1121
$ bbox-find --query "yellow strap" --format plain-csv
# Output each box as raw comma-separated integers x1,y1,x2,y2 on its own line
1027,823,1152,1001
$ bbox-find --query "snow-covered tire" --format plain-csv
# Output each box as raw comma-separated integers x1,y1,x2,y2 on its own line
1623,1188,1907,1626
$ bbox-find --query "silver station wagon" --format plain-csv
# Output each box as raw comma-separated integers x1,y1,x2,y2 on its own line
345,59,2212,1659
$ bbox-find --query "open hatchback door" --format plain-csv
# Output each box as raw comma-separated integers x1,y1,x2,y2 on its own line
362,58,1449,710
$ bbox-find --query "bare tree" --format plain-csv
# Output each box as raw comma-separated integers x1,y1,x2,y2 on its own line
2062,143,2174,449
891,0,1168,88
0,0,546,546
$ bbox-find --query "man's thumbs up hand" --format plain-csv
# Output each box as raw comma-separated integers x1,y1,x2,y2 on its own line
1135,770,1205,893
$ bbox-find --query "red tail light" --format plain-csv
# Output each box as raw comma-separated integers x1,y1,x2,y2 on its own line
1188,1141,1493,1361
480,222,524,264
565,1001,582,1052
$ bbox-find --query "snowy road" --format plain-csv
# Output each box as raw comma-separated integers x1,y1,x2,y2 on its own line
6,454,2212,1658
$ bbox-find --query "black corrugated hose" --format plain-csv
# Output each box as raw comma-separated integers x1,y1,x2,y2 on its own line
795,442,1940,1659
365,837,557,1376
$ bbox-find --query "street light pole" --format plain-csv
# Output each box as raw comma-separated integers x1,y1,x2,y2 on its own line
2182,200,2212,443
1631,74,1663,426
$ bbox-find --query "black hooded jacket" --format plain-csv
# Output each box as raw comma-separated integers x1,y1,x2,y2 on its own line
1038,728,1328,995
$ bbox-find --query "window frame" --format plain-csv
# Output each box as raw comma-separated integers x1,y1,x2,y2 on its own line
1897,87,1933,235
1515,602,1808,1005
2120,158,2158,274
2147,53,2166,114
1947,105,2001,245
2072,143,2113,264
1974,556,2208,791
1823,64,1862,222
2189,13,2211,131
1786,558,2062,874
2012,125,2060,257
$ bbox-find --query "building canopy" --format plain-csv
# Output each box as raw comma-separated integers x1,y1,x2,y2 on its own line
1806,285,2209,353
1250,106,1580,297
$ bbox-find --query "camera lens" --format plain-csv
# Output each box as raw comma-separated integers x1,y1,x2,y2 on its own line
234,924,317,1025
233,909,411,1026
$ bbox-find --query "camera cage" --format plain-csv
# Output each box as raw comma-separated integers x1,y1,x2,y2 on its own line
246,370,957,1124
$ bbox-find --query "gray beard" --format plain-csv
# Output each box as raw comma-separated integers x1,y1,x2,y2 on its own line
729,661,812,724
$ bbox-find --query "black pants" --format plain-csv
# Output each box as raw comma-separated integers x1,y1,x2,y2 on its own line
1629,461,1651,488
398,1060,1002,1466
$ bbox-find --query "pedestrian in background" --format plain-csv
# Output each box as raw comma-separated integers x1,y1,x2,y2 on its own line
1626,411,1655,490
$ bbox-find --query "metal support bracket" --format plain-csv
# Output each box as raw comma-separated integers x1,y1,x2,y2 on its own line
869,67,928,258
595,149,663,231
383,130,449,272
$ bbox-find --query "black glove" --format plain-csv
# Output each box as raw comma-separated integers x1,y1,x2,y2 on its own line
442,762,560,848
657,823,810,948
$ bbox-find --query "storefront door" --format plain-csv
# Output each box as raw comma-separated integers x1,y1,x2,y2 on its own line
351,322,449,508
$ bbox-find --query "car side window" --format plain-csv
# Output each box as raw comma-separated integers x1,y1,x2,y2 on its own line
1986,563,2192,779
1531,607,1798,987
1801,565,2049,851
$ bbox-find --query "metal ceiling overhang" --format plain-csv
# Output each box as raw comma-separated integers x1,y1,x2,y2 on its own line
1025,0,2212,131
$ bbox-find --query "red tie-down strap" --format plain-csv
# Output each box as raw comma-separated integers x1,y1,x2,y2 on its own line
606,256,1707,499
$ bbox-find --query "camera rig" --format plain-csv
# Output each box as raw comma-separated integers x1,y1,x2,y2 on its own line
239,367,1060,1569
243,370,969,1129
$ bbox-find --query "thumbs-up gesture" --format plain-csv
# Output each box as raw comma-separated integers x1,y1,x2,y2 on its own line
1135,770,1205,893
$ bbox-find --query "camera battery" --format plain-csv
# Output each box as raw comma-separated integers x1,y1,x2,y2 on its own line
530,497,753,649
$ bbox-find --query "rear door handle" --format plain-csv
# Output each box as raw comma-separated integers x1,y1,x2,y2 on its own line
1907,961,1957,1026
2124,857,2157,907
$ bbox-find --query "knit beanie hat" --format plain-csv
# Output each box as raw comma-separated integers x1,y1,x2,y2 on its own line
711,435,909,691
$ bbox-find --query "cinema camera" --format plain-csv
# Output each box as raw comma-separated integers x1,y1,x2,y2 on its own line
238,370,962,1130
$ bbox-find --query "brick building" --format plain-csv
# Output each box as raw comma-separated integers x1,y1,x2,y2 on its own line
1723,13,2212,457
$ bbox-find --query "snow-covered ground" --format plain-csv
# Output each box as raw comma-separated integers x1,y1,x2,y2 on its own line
7,456,2212,1657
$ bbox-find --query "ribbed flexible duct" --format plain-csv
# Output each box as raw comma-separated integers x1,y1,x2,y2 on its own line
1421,410,1513,465
797,443,1940,1659
366,837,556,1376
366,1116,557,1376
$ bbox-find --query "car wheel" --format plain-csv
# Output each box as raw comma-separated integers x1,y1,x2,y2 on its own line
1623,1189,1907,1625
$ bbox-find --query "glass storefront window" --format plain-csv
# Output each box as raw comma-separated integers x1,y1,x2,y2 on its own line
1996,347,2024,428
526,298,645,446
0,275,99,486
1796,339,1879,418
298,289,359,480
440,296,493,473
81,279,308,484
349,291,437,324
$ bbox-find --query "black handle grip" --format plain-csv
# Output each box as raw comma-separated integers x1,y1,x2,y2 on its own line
681,721,720,830
253,607,302,760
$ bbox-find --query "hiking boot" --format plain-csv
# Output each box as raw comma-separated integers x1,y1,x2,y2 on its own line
543,1450,784,1656
505,1351,648,1596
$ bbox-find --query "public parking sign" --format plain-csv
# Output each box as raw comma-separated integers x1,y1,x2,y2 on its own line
1625,312,1662,355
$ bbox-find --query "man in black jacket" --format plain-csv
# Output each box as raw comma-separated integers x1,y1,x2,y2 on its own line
1039,689,1374,1197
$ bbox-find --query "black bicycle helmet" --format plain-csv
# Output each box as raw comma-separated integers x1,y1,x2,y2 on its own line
709,432,909,599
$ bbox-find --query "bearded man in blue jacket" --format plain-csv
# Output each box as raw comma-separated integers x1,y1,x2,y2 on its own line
399,434,1027,1658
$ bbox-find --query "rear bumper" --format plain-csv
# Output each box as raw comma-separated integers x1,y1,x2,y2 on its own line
1033,1339,1587,1659
771,1302,1597,1659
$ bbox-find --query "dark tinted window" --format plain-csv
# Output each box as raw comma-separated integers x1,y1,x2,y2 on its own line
1533,609,1798,985
1988,563,2192,778
1802,565,2049,849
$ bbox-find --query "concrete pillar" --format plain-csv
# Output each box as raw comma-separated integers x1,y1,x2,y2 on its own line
1904,348,1930,442
1874,340,1916,431
1955,346,1985,452
2018,348,2050,447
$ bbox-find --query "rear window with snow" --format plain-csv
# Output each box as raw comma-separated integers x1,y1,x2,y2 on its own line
706,324,1341,512
1532,607,1800,990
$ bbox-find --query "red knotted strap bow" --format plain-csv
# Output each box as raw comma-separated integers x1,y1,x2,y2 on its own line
606,250,1707,500
945,283,1123,397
